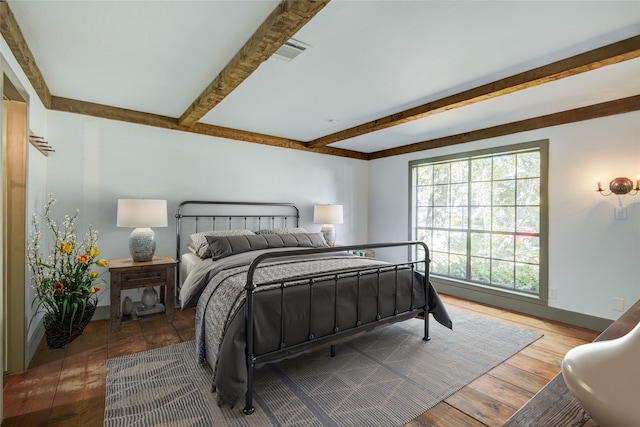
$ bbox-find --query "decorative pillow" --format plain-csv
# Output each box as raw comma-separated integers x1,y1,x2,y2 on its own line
206,232,327,261
257,227,308,235
190,229,255,258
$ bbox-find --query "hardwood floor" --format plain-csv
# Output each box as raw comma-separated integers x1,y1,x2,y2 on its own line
2,294,600,426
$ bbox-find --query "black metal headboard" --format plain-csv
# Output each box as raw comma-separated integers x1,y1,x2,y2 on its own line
175,200,300,282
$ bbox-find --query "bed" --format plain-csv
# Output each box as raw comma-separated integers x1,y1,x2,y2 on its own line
175,200,452,415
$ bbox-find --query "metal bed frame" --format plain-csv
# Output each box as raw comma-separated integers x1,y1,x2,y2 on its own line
175,200,300,287
175,201,431,416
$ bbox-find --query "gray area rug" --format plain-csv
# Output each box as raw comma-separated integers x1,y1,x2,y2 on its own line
104,308,541,427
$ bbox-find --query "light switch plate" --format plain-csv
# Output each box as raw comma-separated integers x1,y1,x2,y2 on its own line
614,207,627,220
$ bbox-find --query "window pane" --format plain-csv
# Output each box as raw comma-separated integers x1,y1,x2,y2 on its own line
432,230,449,252
492,207,515,232
516,207,539,233
517,152,540,178
515,235,539,264
451,183,468,206
470,207,491,230
517,178,540,205
470,232,490,257
430,251,448,275
491,260,514,287
417,229,432,249
416,207,432,228
493,154,516,180
434,163,450,185
471,257,490,283
433,207,450,228
450,254,467,278
416,186,433,206
450,161,469,183
471,182,491,206
492,234,514,261
433,184,449,206
516,263,539,293
493,180,516,206
450,207,468,229
417,165,433,185
450,232,467,254
471,158,492,181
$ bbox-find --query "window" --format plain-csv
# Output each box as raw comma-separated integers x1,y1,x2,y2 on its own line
410,140,548,298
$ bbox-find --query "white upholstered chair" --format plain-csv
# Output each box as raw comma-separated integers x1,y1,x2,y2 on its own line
561,320,640,427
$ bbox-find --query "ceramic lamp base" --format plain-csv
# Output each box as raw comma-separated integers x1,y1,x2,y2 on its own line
321,224,336,246
129,227,156,262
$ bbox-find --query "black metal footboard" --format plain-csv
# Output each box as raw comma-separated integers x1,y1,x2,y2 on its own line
242,241,430,415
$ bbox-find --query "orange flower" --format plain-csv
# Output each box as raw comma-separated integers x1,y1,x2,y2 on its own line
59,242,73,253
78,254,89,264
96,259,109,268
90,271,99,279
53,282,64,291
90,285,101,294
90,247,100,258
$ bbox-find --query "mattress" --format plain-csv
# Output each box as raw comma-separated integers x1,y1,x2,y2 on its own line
180,252,203,285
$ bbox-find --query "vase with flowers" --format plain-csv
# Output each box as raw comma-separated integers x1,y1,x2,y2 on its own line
27,195,109,348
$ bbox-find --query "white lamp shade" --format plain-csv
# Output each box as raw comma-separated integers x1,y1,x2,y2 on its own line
117,199,168,228
314,204,343,225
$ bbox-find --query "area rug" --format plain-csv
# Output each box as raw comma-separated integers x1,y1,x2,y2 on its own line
104,308,541,427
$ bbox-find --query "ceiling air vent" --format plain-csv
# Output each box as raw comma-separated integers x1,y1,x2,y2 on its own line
272,39,311,62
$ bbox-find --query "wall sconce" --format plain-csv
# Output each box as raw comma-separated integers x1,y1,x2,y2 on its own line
596,176,639,220
596,176,640,196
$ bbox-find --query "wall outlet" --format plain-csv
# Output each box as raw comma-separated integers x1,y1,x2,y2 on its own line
549,288,557,299
612,297,625,312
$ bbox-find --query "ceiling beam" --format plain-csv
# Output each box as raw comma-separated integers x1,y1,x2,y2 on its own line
50,96,368,160
178,0,330,128
309,35,640,149
368,95,640,160
0,0,51,108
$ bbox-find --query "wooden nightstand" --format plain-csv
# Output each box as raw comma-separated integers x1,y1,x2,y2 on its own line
109,256,176,332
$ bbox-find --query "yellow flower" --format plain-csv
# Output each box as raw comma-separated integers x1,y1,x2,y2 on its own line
90,247,100,258
96,259,109,268
59,242,73,253
90,271,99,279
53,282,64,291
78,254,89,264
90,285,101,294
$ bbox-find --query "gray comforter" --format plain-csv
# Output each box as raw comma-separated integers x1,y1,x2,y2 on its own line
183,248,452,407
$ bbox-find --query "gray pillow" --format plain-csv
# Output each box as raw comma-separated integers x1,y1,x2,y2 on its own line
190,229,255,258
206,233,327,261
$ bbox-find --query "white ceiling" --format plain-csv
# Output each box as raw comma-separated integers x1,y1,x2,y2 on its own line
7,0,640,154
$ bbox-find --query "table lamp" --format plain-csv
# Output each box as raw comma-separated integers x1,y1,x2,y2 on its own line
117,199,168,262
314,204,343,246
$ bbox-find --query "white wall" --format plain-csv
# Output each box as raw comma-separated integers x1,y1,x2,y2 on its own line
369,112,640,321
44,111,369,306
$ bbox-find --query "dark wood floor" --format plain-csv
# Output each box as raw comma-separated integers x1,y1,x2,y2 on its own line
2,294,600,426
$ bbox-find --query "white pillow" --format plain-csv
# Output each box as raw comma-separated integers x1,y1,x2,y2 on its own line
257,227,308,235
190,229,255,258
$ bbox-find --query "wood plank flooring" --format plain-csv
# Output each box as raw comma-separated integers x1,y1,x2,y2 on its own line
2,294,600,426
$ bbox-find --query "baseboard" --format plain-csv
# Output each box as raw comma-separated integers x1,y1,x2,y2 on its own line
434,280,612,332
26,321,44,367
94,305,110,321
